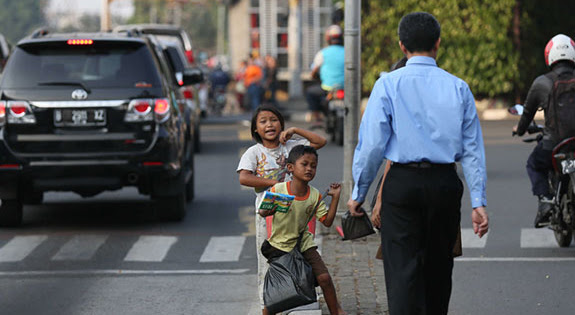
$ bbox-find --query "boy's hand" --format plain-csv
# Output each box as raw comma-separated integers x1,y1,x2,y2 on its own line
327,182,341,197
258,204,277,217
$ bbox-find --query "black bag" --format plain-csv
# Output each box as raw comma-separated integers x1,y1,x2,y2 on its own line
546,70,575,141
262,188,328,313
341,207,375,240
262,238,317,314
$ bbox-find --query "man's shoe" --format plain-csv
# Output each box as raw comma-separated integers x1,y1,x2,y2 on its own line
534,195,553,228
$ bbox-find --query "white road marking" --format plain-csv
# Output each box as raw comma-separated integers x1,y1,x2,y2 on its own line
200,236,246,262
0,235,48,262
520,228,561,248
461,228,488,248
124,236,178,262
0,269,250,277
52,235,108,261
456,257,575,262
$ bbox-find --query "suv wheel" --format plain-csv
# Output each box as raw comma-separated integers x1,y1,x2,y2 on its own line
156,191,186,221
194,124,201,153
0,199,23,227
185,144,195,202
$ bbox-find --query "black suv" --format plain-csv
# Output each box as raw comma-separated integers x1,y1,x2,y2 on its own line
0,31,203,226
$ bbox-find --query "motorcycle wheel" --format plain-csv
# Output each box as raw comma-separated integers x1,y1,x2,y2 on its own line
334,116,344,146
556,185,574,247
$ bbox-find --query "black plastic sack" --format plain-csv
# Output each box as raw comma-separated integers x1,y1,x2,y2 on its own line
263,247,317,314
341,207,375,240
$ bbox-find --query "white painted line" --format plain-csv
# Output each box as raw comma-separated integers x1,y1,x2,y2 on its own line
461,228,488,248
52,235,108,261
200,236,246,262
456,257,575,262
520,228,559,248
124,236,178,262
0,269,250,278
0,235,48,262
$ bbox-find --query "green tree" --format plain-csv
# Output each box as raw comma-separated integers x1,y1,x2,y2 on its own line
0,0,47,44
361,0,519,99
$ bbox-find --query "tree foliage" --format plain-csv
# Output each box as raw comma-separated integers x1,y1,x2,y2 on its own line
362,0,518,99
0,0,47,44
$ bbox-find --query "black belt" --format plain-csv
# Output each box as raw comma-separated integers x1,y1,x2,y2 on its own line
393,162,456,169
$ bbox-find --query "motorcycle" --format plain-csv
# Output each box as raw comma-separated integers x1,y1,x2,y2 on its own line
509,104,575,247
209,85,227,116
324,86,345,146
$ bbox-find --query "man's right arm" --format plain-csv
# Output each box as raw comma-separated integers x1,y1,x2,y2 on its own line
516,75,552,135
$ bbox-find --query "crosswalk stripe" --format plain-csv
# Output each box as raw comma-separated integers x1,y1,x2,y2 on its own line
0,235,48,262
461,228,488,248
52,235,108,261
520,228,560,248
200,236,246,262
124,236,178,262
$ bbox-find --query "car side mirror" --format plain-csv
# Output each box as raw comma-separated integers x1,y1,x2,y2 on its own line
182,67,204,85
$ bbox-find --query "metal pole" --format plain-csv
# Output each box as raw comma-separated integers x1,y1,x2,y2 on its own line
101,0,111,31
288,0,302,98
217,4,226,57
341,0,361,213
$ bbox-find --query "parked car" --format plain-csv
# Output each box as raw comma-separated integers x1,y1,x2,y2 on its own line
0,30,203,226
161,40,202,152
113,24,195,64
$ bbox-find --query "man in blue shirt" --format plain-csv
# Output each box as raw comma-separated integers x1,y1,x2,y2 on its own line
347,12,489,315
306,25,345,124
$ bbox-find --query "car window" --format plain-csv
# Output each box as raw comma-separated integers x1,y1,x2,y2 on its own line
2,42,162,89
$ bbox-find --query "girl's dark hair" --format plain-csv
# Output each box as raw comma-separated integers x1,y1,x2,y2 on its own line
287,145,318,164
398,12,440,53
250,105,285,143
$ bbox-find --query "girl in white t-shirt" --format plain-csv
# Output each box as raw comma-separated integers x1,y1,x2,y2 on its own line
237,105,326,313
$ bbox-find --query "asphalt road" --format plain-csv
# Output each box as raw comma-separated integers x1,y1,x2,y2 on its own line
0,117,574,314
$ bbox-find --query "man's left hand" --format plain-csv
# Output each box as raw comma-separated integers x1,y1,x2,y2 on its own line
347,199,364,217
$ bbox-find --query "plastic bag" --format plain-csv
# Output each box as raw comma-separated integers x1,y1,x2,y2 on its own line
340,208,375,240
263,247,317,313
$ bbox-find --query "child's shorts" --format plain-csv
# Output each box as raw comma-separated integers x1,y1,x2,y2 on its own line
261,240,329,277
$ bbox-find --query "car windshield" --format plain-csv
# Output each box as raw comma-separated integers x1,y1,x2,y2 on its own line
2,41,162,89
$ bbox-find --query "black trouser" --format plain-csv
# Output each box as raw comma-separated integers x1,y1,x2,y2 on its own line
380,163,462,315
526,140,553,198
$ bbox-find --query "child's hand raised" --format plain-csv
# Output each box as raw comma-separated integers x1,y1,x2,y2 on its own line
327,182,342,197
279,127,296,144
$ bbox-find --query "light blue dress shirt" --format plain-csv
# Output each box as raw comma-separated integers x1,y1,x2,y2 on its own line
352,56,487,209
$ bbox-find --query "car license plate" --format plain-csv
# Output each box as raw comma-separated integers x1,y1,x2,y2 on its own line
54,109,106,127
561,159,575,174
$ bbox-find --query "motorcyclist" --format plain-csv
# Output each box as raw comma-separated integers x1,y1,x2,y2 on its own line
305,24,345,125
513,34,575,228
209,63,231,95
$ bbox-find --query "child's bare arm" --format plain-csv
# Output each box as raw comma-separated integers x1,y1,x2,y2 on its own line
238,170,278,188
279,127,327,149
321,183,341,227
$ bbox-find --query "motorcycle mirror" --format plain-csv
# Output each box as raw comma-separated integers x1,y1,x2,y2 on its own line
508,104,524,116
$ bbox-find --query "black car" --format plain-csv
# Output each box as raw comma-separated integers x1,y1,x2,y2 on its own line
0,30,203,226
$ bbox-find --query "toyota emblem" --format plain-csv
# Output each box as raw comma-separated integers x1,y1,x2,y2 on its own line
71,89,88,100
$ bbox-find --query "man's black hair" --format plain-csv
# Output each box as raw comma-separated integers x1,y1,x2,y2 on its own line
287,145,318,164
250,105,285,143
398,12,441,53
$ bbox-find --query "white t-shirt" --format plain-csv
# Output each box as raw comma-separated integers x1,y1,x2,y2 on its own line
237,139,309,209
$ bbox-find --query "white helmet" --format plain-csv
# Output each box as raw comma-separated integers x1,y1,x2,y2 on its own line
544,34,575,67
325,25,342,44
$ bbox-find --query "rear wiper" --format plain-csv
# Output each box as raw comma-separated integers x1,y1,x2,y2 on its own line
38,81,91,93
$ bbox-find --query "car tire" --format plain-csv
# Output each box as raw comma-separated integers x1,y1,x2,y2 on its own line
0,199,23,227
21,191,44,205
194,124,201,153
156,190,186,222
185,155,195,202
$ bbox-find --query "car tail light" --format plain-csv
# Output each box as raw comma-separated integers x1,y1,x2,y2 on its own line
125,99,154,122
0,101,5,126
154,98,170,123
183,90,193,99
336,89,345,99
7,101,36,124
185,50,194,64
